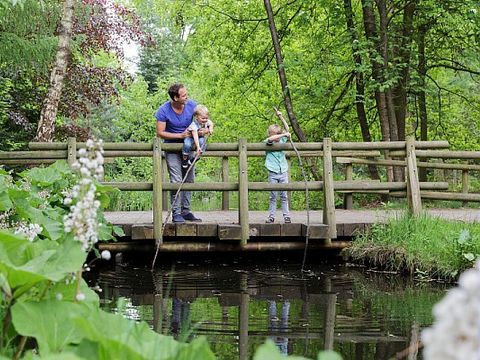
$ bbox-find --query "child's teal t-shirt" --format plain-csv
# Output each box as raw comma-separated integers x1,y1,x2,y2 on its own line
264,136,288,174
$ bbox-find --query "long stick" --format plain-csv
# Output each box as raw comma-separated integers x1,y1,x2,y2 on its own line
273,107,311,272
151,138,208,269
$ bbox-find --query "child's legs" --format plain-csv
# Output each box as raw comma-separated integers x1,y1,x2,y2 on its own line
268,171,279,218
278,172,290,217
198,136,206,151
182,137,194,157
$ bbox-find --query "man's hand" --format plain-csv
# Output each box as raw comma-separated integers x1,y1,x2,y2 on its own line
284,132,291,138
179,130,191,139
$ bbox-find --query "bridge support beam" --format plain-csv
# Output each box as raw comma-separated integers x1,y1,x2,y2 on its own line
323,138,336,242
153,137,163,245
406,136,422,216
238,138,249,246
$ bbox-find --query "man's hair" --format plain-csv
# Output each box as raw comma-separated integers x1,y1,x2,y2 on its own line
168,83,185,100
267,124,283,136
194,104,209,117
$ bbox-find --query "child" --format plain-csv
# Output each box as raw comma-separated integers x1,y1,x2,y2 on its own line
265,123,291,223
182,104,214,169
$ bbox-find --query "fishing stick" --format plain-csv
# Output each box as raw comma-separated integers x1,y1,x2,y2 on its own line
273,107,311,272
151,137,209,269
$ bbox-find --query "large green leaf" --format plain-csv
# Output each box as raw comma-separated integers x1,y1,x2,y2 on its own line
175,337,216,360
73,308,185,360
253,340,311,360
0,231,85,296
11,300,90,354
22,352,87,360
0,190,12,211
19,166,63,186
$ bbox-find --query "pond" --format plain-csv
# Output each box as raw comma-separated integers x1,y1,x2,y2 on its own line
87,253,450,359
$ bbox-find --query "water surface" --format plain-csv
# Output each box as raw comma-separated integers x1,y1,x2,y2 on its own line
88,254,449,359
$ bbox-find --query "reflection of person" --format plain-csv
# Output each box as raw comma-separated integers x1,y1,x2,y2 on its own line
268,300,290,355
264,122,291,224
171,298,191,339
155,83,204,224
182,104,214,169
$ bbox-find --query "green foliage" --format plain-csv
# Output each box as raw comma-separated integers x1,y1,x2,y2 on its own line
345,213,480,280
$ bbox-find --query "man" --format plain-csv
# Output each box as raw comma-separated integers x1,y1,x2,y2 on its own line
155,83,204,223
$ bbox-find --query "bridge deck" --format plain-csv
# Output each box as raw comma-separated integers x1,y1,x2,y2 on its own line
102,209,480,252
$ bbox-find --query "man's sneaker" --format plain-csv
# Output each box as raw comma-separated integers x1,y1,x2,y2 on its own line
181,158,189,169
284,216,292,224
172,214,185,223
265,216,275,223
182,212,202,222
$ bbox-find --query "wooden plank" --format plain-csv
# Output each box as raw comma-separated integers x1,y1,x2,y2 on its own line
342,223,365,237
238,138,249,245
281,223,302,237
406,136,422,216
197,224,217,237
303,224,328,239
343,163,353,209
219,224,242,240
259,224,281,237
176,224,197,237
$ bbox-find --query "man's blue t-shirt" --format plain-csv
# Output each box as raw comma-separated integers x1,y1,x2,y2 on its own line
155,99,197,143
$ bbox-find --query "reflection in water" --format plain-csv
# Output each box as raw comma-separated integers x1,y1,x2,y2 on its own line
88,257,449,359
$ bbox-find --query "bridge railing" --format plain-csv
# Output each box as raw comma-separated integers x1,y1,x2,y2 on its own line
2,137,479,244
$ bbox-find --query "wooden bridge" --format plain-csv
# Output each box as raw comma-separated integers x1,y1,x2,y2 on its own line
3,137,480,252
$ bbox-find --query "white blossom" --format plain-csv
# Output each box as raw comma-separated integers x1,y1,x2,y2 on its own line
14,222,43,242
101,250,111,260
422,261,480,359
75,292,86,301
63,138,104,251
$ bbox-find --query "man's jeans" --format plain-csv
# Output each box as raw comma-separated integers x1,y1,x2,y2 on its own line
268,171,290,218
183,136,206,156
165,152,194,215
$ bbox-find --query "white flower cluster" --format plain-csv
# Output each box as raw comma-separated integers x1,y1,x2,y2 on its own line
422,261,480,359
63,139,104,251
14,222,43,242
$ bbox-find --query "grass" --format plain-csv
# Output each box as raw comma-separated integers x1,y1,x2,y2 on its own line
343,213,480,281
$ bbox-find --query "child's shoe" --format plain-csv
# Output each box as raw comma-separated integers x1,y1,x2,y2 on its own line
181,157,189,169
265,216,275,223
284,216,291,224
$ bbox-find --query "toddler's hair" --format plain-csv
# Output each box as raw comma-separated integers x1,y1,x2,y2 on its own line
267,124,283,136
194,104,209,117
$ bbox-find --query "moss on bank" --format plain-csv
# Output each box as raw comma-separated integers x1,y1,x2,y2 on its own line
343,214,480,281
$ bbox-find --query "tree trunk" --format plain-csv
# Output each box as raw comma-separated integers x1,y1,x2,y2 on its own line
417,24,428,181
392,1,417,141
35,0,75,142
361,0,390,143
344,0,379,180
263,0,306,143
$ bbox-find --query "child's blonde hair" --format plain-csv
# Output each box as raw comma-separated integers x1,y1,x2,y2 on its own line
194,104,209,117
267,124,283,136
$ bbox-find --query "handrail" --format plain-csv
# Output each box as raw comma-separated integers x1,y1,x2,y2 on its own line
3,137,480,244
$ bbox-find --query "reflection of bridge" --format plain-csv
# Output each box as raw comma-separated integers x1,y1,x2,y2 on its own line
4,138,480,251
96,265,410,359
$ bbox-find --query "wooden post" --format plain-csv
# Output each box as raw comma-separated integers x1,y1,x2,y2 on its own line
343,162,353,209
323,138,336,242
222,156,229,210
162,158,169,211
406,136,422,216
67,137,76,166
238,138,249,246
462,169,469,207
153,138,163,245
287,157,292,210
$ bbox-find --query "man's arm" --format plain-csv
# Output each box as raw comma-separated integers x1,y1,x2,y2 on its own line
156,121,190,140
